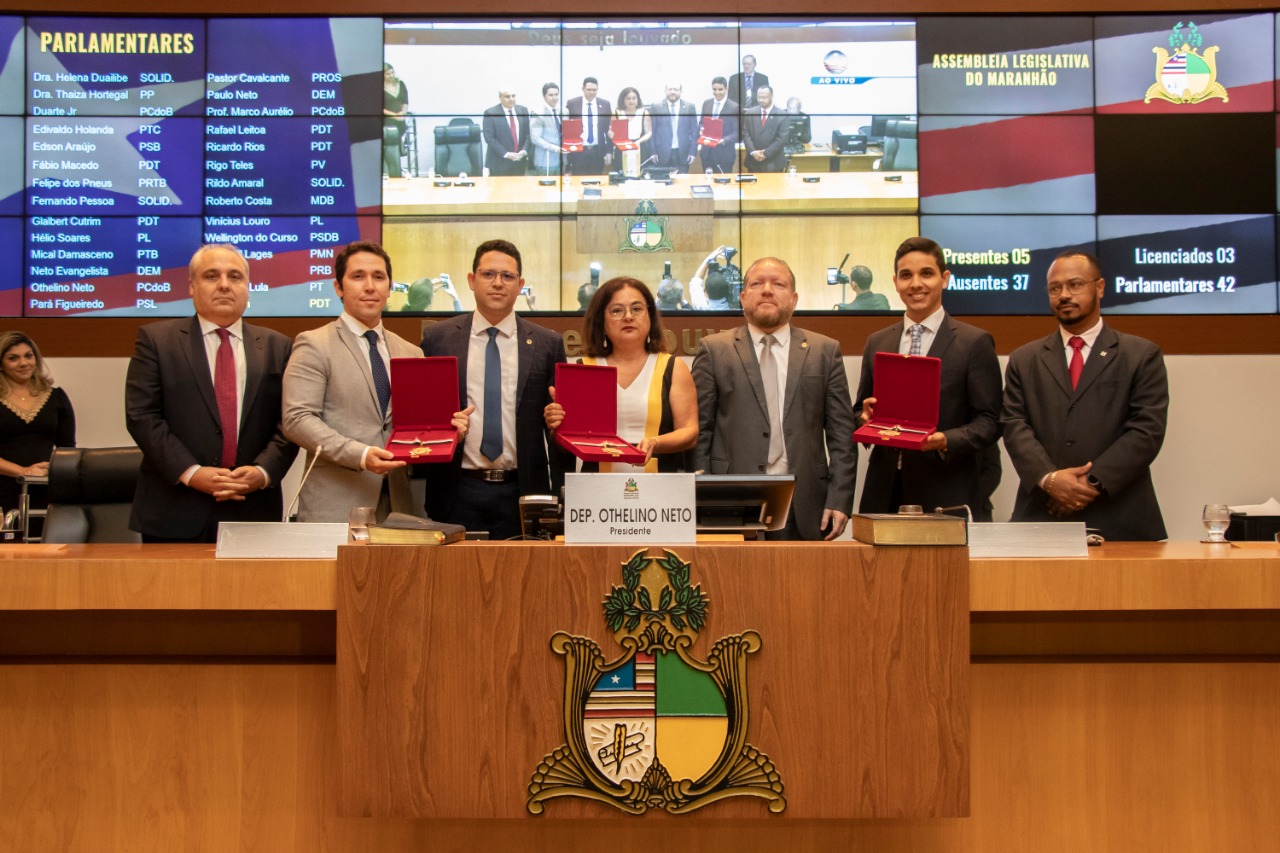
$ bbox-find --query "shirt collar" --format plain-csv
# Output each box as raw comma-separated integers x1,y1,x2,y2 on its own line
905,306,945,336
471,310,517,338
197,315,244,340
747,323,790,349
1059,318,1104,349
340,311,383,340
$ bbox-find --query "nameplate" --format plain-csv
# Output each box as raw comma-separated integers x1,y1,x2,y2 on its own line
563,473,695,544
967,522,1087,558
216,522,350,558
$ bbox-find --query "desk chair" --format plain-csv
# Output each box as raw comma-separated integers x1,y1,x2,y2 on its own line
433,118,482,177
43,447,144,544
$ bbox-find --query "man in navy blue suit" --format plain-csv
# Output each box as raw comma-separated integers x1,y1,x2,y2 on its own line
481,89,531,176
650,83,698,173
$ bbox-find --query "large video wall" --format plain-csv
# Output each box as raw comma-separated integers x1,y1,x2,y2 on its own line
3,14,1278,317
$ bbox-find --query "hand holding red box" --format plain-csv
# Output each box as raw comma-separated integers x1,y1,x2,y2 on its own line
386,357,463,463
610,118,637,151
552,363,646,464
561,118,585,152
698,117,724,147
852,352,942,451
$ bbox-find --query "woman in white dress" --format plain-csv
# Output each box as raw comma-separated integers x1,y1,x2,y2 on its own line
611,87,653,178
544,278,697,474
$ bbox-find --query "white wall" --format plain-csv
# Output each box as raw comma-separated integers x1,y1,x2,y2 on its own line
47,353,1280,541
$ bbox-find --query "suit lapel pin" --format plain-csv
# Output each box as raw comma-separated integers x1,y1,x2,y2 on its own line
526,338,533,345
800,341,808,349
1100,351,1108,357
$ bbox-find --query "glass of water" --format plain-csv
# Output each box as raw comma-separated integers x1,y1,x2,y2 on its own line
1202,504,1231,543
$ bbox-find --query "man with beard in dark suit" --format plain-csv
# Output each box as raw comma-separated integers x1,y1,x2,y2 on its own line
1002,250,1168,540
126,244,297,542
741,86,790,173
481,88,531,176
649,82,698,173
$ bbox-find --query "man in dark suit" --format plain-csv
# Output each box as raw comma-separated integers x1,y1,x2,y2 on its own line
855,237,1003,519
1002,250,1169,540
728,54,770,110
698,76,739,175
692,257,857,541
649,83,698,173
420,239,569,540
481,89,531,176
563,77,612,176
125,244,297,542
741,86,790,173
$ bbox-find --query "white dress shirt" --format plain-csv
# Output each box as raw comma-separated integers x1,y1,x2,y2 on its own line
463,311,518,470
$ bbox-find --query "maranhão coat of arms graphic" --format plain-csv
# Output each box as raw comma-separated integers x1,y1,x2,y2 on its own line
527,548,785,815
1145,21,1229,105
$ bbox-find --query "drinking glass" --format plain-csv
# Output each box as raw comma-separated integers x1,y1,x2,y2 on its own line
349,506,376,541
1202,504,1230,543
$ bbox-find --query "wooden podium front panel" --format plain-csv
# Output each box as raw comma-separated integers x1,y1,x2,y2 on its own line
336,542,968,819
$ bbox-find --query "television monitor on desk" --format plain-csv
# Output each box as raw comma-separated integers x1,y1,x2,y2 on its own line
695,474,795,539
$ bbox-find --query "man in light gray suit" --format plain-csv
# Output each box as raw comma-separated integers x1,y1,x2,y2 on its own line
282,241,472,522
691,257,857,540
1002,249,1168,540
529,82,564,176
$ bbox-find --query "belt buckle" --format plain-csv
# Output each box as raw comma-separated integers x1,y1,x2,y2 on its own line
483,469,506,483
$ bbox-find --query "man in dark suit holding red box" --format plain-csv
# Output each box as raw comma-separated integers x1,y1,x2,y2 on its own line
855,237,1003,518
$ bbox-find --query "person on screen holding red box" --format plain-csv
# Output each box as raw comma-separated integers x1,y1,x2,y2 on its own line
855,236,1003,520
564,77,612,176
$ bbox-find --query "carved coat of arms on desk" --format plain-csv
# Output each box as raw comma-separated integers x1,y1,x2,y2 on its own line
527,548,785,815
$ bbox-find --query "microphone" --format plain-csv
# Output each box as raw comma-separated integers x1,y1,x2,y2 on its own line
284,443,323,522
837,253,850,274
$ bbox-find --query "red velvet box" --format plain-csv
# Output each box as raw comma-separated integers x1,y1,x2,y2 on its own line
553,363,646,464
697,117,724,147
853,352,941,450
386,357,460,464
561,118,585,153
610,118,638,151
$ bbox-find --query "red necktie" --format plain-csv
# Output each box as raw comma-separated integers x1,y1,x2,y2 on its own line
761,109,768,127
1068,335,1085,390
214,328,238,467
508,111,518,148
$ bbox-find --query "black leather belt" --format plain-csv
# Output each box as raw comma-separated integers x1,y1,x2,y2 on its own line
461,468,516,483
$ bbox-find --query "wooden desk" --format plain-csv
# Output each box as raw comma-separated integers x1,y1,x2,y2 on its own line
2,541,1277,851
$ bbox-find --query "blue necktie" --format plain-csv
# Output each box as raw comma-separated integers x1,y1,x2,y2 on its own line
586,102,595,145
908,324,924,356
481,327,503,462
364,330,391,417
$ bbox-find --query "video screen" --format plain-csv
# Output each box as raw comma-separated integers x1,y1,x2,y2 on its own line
1097,214,1277,314
921,214,1096,315
1,11,1279,317
916,16,1094,116
919,115,1095,214
1094,14,1274,114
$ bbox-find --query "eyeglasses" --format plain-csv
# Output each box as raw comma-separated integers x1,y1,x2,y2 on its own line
606,302,648,319
474,269,520,286
744,279,791,292
1046,277,1100,297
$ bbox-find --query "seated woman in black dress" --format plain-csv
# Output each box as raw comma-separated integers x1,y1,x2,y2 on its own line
383,62,410,178
0,332,76,515
544,277,697,473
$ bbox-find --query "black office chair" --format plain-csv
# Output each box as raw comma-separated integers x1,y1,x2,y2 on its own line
875,119,918,171
43,447,143,544
433,118,482,177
